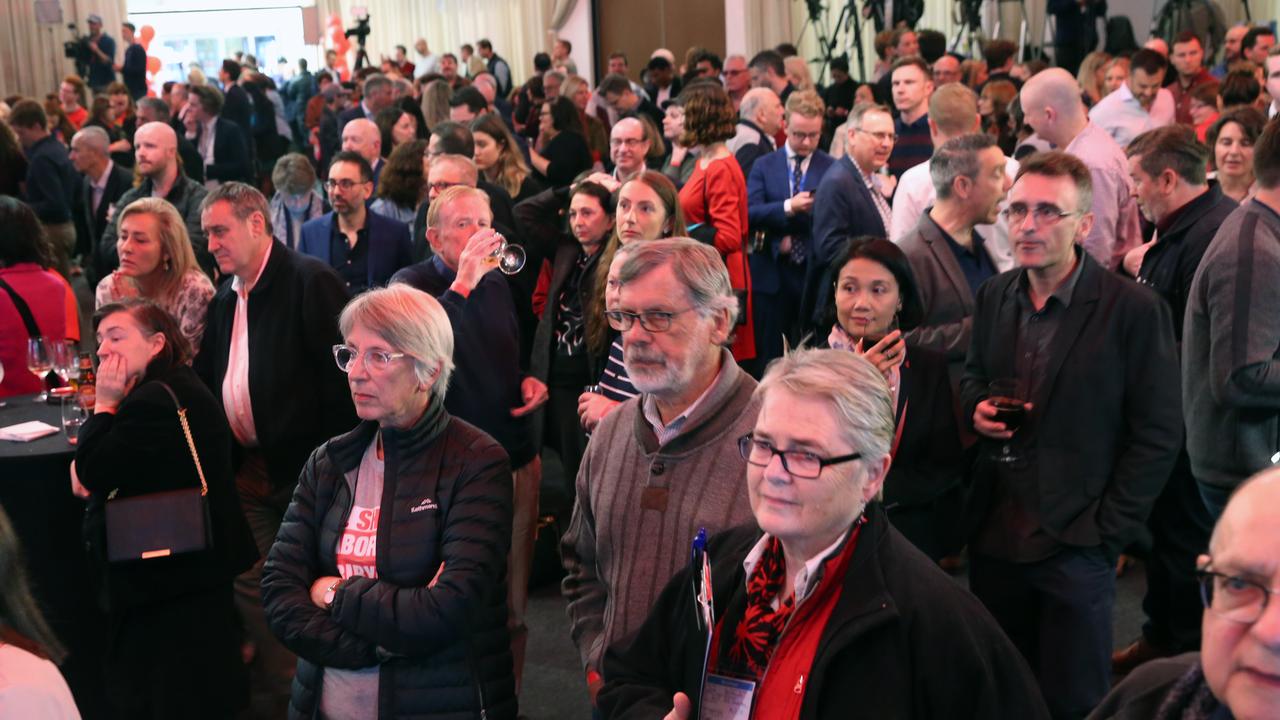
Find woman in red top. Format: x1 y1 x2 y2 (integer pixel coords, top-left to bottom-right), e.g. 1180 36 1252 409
0 197 70 399
677 81 755 363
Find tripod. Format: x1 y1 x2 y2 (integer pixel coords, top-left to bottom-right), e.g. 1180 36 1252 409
951 0 986 56
797 0 867 83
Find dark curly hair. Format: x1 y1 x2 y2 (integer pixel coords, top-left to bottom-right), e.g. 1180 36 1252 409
376 139 429 208
93 298 194 377
677 82 737 147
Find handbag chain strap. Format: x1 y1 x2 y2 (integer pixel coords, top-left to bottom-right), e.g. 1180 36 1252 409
156 381 208 497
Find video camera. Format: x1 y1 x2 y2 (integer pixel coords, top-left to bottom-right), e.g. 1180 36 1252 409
63 23 92 77
344 14 371 49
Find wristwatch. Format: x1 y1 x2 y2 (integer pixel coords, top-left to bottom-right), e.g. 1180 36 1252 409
322 579 341 608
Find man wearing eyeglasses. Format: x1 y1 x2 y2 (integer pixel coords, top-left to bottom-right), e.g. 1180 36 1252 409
746 90 835 370
959 151 1182 718
1089 467 1280 720
607 117 651 183
297 152 411 294
561 239 759 709
808 102 896 332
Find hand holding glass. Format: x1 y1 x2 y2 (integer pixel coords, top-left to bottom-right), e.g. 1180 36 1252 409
988 379 1027 464
487 233 526 275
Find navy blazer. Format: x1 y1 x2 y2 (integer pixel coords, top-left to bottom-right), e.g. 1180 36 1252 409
200 118 253 184
747 147 834 294
804 155 888 327
297 210 413 292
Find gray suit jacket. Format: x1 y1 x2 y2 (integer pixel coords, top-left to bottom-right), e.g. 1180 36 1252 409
900 211 1003 371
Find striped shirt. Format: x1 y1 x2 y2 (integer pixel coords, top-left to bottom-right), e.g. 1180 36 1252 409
887 112 932 179
598 338 639 402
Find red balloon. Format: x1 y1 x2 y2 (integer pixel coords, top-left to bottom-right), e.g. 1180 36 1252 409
146 56 162 74
139 25 155 43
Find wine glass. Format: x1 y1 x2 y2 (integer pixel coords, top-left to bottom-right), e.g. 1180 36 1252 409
0 359 6 408
61 396 88 445
26 336 52 402
52 341 80 396
489 233 526 275
988 378 1028 464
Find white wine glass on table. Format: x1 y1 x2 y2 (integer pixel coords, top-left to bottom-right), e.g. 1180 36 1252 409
61 395 88 445
52 341 80 397
0 359 6 407
988 378 1028 464
26 336 52 402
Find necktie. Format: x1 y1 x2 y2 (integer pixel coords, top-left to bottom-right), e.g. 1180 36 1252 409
790 156 807 264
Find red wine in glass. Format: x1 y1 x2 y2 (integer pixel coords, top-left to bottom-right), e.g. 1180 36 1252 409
990 396 1026 432
988 379 1027 464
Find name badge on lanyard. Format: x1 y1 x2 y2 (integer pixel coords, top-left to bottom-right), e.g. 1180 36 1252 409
700 674 756 720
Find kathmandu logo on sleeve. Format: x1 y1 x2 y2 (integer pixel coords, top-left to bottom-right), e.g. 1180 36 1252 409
410 497 439 514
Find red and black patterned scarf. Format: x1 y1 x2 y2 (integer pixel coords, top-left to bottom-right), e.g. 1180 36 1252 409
721 535 798 679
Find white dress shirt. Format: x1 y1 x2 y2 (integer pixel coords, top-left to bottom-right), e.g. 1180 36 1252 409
1088 83 1176 149
221 241 274 447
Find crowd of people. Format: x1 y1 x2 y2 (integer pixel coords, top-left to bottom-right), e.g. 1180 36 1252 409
1 13 1280 720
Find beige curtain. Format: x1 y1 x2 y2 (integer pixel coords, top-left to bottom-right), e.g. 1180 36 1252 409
548 0 577 31
743 0 795 58
1 0 128 101
315 0 551 90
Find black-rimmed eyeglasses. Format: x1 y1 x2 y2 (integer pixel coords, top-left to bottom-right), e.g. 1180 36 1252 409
737 434 861 479
1197 563 1280 625
605 308 695 333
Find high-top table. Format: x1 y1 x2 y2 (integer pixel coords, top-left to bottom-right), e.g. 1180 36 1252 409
0 394 105 719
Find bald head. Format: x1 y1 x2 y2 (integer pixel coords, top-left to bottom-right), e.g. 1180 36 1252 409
1209 468 1280 557
69 126 110 175
1020 68 1087 146
740 87 784 135
133 121 179 180
342 118 382 166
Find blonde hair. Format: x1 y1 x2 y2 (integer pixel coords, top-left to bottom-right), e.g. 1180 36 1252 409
784 56 815 92
426 185 489 228
784 89 825 123
115 197 201 304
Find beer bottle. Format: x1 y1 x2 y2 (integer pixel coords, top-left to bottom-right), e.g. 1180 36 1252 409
77 352 96 410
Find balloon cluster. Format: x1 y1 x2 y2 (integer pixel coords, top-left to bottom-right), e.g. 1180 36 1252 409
138 25 161 96
327 13 352 81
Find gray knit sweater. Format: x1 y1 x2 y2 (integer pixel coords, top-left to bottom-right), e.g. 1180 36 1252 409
561 349 760 673
1183 198 1280 490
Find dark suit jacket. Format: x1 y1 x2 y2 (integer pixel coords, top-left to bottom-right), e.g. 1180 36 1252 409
200 117 253 184
888 346 964 507
75 162 134 265
297 210 413 291
195 242 355 488
900 212 1006 368
805 155 887 327
959 250 1183 558
746 147 835 294
176 135 206 184
222 83 254 137
335 104 370 135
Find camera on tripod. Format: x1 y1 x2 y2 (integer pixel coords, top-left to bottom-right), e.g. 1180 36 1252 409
344 14 371 49
63 23 91 62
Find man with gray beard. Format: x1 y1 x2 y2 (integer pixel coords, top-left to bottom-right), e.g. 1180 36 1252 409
561 238 759 709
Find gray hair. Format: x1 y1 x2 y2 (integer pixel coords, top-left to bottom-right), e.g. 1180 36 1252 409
544 70 566 86
756 348 894 468
71 125 110 154
363 73 392 95
271 153 318 196
849 101 892 130
738 87 777 120
616 237 739 323
930 133 998 199
429 153 479 186
342 284 455 400
392 78 413 96
136 96 169 120
200 181 273 237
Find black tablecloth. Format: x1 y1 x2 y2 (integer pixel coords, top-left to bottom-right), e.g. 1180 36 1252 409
0 394 106 718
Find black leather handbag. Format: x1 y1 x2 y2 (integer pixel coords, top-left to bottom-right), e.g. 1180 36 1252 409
105 381 212 562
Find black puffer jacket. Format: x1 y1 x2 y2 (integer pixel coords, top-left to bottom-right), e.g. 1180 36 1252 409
261 399 516 720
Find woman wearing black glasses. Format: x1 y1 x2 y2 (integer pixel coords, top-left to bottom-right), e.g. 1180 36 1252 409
261 283 517 720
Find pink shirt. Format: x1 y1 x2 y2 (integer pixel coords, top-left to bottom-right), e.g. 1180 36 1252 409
221 242 273 447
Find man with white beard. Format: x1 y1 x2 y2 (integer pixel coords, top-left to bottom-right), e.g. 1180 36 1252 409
560 239 760 710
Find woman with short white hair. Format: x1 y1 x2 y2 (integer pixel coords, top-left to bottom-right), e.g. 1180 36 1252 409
261 283 518 720
600 348 1049 719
